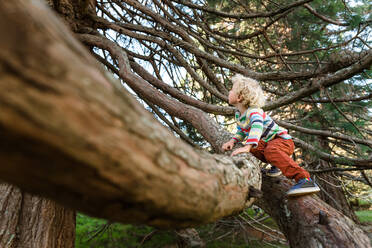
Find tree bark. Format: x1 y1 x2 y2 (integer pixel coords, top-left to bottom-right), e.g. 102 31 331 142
257 176 370 248
316 160 360 223
45 0 96 32
0 0 261 229
0 2 80 247
0 183 75 248
314 122 359 223
0 1 370 247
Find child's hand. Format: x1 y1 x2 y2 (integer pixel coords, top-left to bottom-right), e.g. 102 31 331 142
222 139 235 151
231 145 252 157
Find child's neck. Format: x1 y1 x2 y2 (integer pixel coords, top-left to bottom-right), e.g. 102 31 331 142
235 103 248 115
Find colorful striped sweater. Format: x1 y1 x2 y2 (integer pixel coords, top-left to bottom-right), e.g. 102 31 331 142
232 107 292 147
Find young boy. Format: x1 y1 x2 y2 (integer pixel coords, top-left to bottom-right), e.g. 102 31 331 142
222 74 320 196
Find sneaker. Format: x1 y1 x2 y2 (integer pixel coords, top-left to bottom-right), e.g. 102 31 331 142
286 178 320 196
266 166 282 177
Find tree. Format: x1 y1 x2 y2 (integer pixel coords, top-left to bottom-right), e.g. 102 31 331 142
0 184 75 248
0 0 261 228
0 0 371 247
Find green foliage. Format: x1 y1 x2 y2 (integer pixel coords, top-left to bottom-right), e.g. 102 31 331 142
293 78 372 161
76 210 289 247
356 210 372 223
205 240 287 248
76 209 372 247
348 14 363 28
283 0 343 50
75 213 175 248
206 0 222 8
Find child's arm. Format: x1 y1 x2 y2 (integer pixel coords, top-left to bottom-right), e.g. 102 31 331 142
232 126 246 144
222 126 247 151
231 109 264 156
231 144 252 156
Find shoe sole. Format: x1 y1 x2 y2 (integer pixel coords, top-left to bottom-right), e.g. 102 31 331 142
267 171 282 177
287 186 320 196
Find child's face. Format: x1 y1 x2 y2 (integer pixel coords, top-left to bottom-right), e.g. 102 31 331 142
228 83 241 105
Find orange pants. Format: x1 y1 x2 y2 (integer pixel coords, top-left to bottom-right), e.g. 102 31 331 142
250 138 310 182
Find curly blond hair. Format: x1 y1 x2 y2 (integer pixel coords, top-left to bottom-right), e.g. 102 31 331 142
231 74 266 108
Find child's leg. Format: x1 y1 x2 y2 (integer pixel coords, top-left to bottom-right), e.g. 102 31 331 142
263 138 310 182
251 140 281 176
250 140 267 163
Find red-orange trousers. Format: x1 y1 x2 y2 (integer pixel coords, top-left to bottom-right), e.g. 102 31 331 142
250 137 310 182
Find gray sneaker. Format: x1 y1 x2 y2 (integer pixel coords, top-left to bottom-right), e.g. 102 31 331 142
287 178 320 196
266 166 282 177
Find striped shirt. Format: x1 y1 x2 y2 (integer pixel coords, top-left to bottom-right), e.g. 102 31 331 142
232 107 292 147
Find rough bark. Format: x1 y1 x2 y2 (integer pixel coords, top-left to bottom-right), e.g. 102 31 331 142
0 183 75 248
45 0 96 32
0 0 260 229
256 176 371 248
316 160 360 224
314 123 359 223
0 1 370 247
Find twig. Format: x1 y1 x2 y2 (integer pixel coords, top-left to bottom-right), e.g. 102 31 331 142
324 88 366 139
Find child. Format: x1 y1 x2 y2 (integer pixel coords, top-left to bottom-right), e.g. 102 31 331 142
222 74 320 196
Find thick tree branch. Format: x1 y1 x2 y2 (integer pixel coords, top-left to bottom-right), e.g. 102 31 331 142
256 175 371 248
0 0 261 229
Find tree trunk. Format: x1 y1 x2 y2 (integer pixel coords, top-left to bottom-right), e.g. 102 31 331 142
0 183 75 248
45 0 96 32
257 176 370 248
314 129 359 223
0 1 370 247
316 160 360 223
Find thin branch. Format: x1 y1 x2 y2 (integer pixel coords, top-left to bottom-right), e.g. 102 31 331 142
145 99 199 147
336 171 371 186
309 167 371 173
171 0 313 20
304 3 349 26
264 50 372 110
301 92 372 103
274 119 372 147
324 88 366 139
293 137 372 167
